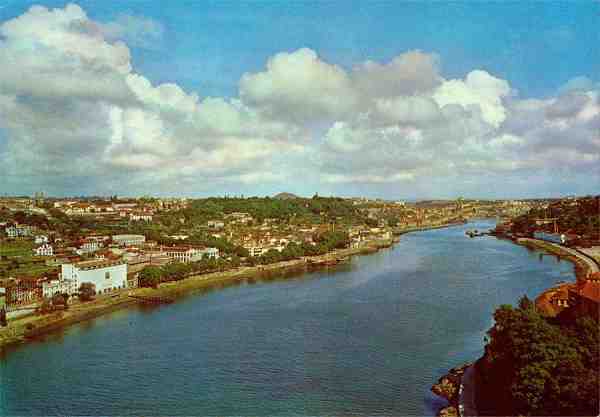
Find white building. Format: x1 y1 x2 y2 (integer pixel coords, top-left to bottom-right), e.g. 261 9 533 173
77 240 101 254
165 246 219 263
112 234 146 247
243 244 284 257
34 244 54 257
61 260 128 294
5 224 32 238
129 212 153 222
169 234 189 241
34 235 49 245
207 220 225 229
42 278 78 298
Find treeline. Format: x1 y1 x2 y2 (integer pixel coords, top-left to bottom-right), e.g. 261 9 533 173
511 196 600 237
476 296 599 416
173 196 360 225
144 231 251 258
138 230 350 288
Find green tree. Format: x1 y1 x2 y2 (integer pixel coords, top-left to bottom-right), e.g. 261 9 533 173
78 282 96 302
51 293 68 309
518 294 534 311
139 266 163 288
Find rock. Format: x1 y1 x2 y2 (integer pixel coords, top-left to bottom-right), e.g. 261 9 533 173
438 405 458 417
432 375 459 402
431 362 472 415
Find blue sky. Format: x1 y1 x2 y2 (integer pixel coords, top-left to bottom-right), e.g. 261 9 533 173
2 1 597 98
0 1 598 198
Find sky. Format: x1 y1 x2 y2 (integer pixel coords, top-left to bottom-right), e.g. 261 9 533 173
0 1 598 199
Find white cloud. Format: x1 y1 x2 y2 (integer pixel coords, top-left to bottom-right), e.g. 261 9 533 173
239 48 358 124
0 4 301 195
352 50 442 98
433 70 511 128
0 4 597 197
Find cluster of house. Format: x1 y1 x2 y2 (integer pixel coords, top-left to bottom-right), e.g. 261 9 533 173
51 198 189 221
550 272 600 318
1 259 130 308
0 228 223 309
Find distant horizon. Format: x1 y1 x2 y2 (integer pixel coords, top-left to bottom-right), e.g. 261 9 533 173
0 2 598 198
1 191 595 202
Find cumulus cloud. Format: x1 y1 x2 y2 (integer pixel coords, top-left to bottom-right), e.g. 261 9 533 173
352 50 442 98
433 70 511 128
0 4 297 195
0 4 597 197
240 48 359 124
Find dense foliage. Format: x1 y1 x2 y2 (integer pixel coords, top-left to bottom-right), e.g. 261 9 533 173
138 231 349 288
78 282 96 301
511 196 600 238
477 297 599 416
176 196 360 225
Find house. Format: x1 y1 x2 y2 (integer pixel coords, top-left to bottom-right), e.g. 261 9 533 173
244 245 267 257
169 234 189 241
61 259 128 295
42 277 78 298
127 272 139 289
243 243 285 257
207 220 225 229
5 279 43 307
568 280 600 320
550 286 570 308
34 244 54 257
129 212 153 222
34 235 48 245
5 224 32 238
164 246 219 263
77 239 101 254
112 234 146 247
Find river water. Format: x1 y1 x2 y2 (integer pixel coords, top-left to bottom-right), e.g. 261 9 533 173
0 220 575 416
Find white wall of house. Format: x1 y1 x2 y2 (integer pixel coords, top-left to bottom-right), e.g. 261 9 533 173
61 262 128 294
42 279 78 298
34 244 53 256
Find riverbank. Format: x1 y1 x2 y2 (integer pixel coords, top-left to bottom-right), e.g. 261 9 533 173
432 235 597 417
514 237 599 316
431 363 471 417
0 247 370 349
1 221 469 352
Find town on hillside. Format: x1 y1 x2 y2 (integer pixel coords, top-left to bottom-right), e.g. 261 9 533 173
0 193 588 325
492 195 600 320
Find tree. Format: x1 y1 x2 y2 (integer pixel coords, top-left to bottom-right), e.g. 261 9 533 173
387 216 400 227
52 293 68 309
78 282 96 302
518 294 534 311
479 301 599 416
139 266 163 288
365 218 378 228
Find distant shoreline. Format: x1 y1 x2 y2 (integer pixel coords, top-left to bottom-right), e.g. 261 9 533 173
0 221 465 354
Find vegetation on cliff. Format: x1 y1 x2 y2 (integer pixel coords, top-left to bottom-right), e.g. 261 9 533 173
476 296 599 416
510 195 600 239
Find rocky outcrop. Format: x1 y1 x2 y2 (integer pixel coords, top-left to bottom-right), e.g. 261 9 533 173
432 363 471 417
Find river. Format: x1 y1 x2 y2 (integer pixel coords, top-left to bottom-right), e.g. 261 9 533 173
0 220 575 416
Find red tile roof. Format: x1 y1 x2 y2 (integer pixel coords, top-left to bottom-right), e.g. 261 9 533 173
579 281 600 303
588 271 600 281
